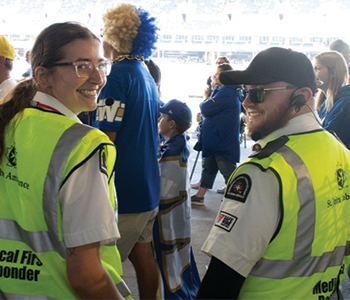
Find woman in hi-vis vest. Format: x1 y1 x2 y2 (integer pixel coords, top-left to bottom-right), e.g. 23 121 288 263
0 23 132 300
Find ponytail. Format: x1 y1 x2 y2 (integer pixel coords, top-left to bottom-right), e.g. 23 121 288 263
1 22 99 163
0 78 37 162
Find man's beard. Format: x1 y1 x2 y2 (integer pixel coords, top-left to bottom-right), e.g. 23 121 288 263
246 102 293 140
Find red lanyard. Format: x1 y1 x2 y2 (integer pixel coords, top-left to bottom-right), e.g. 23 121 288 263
36 102 61 114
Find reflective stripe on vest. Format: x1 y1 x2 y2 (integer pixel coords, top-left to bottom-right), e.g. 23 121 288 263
116 280 132 298
0 123 93 259
0 289 58 300
43 123 93 258
250 144 350 279
0 219 55 253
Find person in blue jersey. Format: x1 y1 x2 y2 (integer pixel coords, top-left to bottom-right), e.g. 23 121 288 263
154 100 201 300
95 3 160 299
314 51 350 149
191 63 241 206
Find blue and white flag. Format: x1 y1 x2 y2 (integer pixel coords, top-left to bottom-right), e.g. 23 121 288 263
154 134 200 300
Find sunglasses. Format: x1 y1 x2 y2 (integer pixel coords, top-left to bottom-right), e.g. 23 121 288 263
237 86 294 103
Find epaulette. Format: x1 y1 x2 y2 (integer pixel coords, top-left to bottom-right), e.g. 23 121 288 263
249 135 289 159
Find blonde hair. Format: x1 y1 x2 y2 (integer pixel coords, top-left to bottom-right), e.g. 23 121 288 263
102 3 141 54
315 51 349 112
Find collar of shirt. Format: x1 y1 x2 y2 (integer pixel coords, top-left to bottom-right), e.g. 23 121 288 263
33 91 81 123
211 86 220 98
253 113 321 151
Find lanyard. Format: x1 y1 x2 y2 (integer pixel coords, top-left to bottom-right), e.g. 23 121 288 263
35 102 61 114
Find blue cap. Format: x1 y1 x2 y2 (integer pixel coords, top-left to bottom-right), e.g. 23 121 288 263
159 99 192 127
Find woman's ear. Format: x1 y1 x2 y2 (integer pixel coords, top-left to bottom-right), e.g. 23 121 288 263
34 66 52 89
103 41 114 60
331 68 336 78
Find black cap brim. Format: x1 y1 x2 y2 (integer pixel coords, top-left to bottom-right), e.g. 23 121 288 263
219 70 282 86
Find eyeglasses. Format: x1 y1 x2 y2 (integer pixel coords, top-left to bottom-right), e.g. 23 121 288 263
237 86 294 103
51 60 112 78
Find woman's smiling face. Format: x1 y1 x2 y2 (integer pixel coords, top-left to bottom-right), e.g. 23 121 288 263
46 38 106 115
314 58 331 93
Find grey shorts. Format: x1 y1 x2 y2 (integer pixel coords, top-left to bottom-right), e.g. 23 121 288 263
117 207 159 262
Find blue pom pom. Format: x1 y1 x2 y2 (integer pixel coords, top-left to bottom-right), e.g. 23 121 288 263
132 7 159 59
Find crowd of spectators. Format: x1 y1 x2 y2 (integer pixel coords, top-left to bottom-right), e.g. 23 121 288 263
2 0 350 27
1 0 349 64
2 0 349 17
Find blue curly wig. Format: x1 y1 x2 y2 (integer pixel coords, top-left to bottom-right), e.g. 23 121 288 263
131 7 159 59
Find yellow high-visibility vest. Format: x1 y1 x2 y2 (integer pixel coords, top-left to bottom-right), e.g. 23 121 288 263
0 108 131 299
236 131 350 299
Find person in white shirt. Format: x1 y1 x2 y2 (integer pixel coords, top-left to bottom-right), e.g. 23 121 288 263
197 47 350 300
0 22 129 299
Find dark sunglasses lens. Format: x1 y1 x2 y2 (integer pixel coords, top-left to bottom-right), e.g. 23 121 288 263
250 89 265 103
238 88 247 102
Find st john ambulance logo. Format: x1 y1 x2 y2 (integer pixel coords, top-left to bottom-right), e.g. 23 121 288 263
6 145 17 168
336 163 347 190
225 174 251 203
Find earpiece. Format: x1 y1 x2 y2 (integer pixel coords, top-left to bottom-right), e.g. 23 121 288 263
290 94 306 111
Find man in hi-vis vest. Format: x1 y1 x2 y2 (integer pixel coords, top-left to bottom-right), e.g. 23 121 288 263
197 47 350 300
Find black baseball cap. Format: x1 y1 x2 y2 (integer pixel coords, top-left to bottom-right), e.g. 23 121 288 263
219 47 316 94
145 59 161 84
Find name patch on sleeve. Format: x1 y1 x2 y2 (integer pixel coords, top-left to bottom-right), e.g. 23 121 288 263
215 211 237 232
225 174 251 203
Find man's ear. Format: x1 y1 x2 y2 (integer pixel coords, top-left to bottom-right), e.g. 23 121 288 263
34 66 52 89
294 87 313 104
0 56 5 64
302 87 313 103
